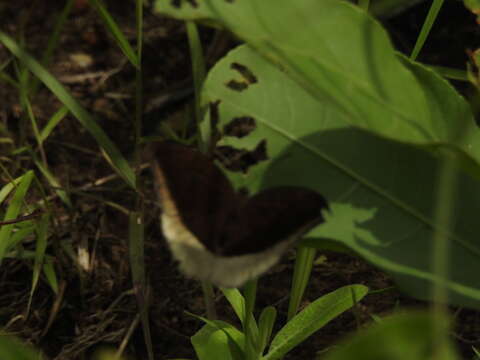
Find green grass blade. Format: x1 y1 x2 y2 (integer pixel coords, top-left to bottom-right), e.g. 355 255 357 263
88 0 140 68
128 211 154 360
0 71 19 88
287 245 316 321
40 0 75 67
0 31 136 189
20 92 48 166
0 176 23 204
221 288 246 324
34 158 72 208
243 280 260 359
186 20 207 151
0 170 34 264
43 257 59 294
28 213 50 314
7 225 36 252
473 345 480 358
29 0 75 96
258 306 276 355
39 105 69 143
220 287 260 353
410 0 444 60
132 0 143 190
129 211 145 288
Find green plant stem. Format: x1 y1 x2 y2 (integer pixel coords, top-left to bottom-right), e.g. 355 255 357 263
134 0 143 187
410 0 444 60
132 2 153 359
430 151 459 356
201 281 217 320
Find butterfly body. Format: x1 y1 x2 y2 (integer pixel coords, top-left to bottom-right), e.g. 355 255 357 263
150 142 327 288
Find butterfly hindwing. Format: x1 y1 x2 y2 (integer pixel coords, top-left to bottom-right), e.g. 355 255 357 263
220 187 328 256
149 142 328 287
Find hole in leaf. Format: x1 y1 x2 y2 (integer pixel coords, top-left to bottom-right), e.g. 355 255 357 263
225 80 248 91
216 140 267 173
171 0 198 8
231 62 258 84
209 100 221 128
223 116 256 138
208 100 222 149
186 0 199 7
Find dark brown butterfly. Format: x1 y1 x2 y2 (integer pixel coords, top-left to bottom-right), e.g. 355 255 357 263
149 142 328 288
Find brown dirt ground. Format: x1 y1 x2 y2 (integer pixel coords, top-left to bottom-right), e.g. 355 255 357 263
0 1 479 359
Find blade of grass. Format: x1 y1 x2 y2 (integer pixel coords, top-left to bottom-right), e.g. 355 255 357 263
186 20 207 152
0 170 34 264
29 0 75 96
287 245 316 321
0 51 19 88
20 92 47 165
128 211 154 360
258 306 276 355
221 287 246 323
7 225 36 252
243 279 259 359
39 105 69 144
0 71 19 88
27 213 50 315
133 0 143 188
410 0 444 60
0 31 136 189
33 157 72 208
43 257 59 294
88 0 140 68
0 175 23 204
221 287 260 347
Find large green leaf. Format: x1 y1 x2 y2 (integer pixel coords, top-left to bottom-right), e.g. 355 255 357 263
155 0 478 171
198 44 480 309
322 312 459 360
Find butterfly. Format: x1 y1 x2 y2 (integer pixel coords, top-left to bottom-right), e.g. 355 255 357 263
149 142 328 288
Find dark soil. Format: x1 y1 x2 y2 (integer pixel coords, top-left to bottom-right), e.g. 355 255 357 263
0 1 479 359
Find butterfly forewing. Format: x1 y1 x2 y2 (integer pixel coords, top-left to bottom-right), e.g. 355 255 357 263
150 142 238 253
149 142 328 287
